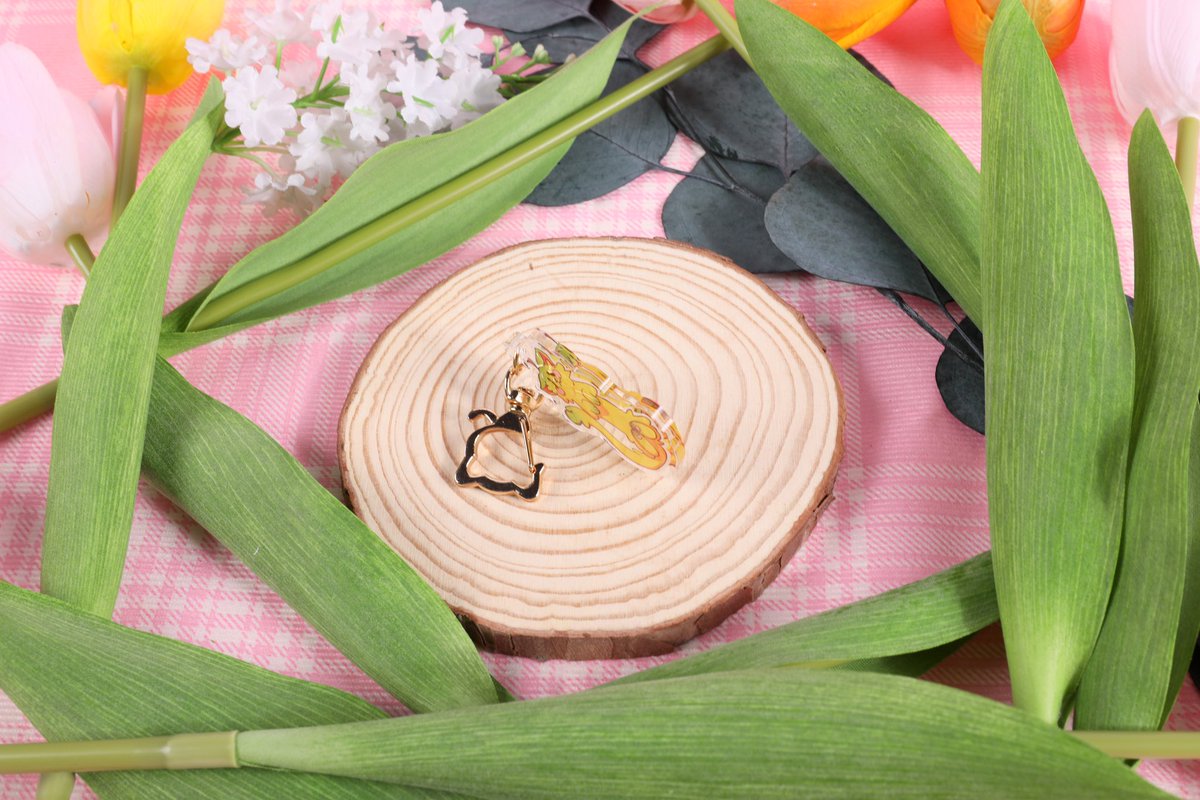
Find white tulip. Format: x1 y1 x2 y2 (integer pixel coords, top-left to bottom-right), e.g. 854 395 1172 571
1110 0 1200 126
0 43 116 268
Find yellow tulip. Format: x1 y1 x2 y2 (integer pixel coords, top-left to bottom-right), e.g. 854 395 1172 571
77 0 224 94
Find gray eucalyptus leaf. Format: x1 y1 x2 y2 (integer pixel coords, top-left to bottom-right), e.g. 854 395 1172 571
765 158 937 299
666 50 817 175
500 8 661 63
934 317 985 434
455 0 592 34
525 61 675 206
662 155 795 274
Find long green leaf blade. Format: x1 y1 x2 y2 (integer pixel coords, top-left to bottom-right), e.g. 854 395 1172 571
238 669 1170 799
981 0 1134 723
735 0 983 322
612 552 995 684
179 23 629 339
39 83 224 617
0 581 456 799
1075 112 1200 730
140 356 498 713
1177 420 1200 715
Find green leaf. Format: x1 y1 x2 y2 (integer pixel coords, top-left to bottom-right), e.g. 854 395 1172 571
0 580 458 799
139 356 498 713
1075 112 1200 730
1178 418 1200 711
39 81 224 618
238 669 1170 799
980 0 1134 724
179 22 629 339
611 552 995 684
735 0 983 323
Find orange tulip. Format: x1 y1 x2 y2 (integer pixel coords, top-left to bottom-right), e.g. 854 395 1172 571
770 0 919 48
613 0 917 48
945 0 1084 64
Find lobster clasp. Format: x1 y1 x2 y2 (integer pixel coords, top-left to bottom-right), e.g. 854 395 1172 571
455 357 544 501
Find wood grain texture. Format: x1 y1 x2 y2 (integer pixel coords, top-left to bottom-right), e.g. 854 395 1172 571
339 238 843 659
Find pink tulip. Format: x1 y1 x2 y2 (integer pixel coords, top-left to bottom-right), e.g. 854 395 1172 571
613 0 697 24
1110 0 1200 126
0 43 116 267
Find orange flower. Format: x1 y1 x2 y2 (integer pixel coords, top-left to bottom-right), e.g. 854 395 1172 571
945 0 1084 64
770 0 919 48
612 0 917 48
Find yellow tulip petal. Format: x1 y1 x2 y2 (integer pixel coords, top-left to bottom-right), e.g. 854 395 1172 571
77 0 224 93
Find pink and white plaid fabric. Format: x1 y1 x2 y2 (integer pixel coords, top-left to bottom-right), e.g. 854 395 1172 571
1 0 1197 797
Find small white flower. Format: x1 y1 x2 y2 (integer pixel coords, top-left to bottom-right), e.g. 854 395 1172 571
187 30 269 74
247 0 312 45
309 1 342 34
418 2 485 70
387 56 456 129
289 108 377 182
279 58 320 94
222 65 299 146
444 62 502 128
246 168 319 217
340 63 396 143
387 114 434 142
314 7 391 66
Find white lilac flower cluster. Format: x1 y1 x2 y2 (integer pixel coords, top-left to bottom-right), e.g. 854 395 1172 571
186 1 510 217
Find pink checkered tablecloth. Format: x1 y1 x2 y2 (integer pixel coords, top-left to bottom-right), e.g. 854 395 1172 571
1 0 1198 797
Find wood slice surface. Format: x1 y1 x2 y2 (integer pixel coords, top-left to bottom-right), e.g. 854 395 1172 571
339 238 843 660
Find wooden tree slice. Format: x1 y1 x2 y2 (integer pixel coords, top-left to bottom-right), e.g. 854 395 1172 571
339 238 843 660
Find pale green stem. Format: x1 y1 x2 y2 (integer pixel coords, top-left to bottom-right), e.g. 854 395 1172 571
0 35 731 433
34 771 74 800
0 729 1198 776
0 379 59 433
0 732 237 775
311 57 331 94
1176 117 1198 208
694 0 749 64
1073 731 1200 760
113 67 149 222
63 234 94 280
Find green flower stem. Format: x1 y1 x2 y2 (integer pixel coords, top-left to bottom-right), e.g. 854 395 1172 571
34 771 74 800
0 732 237 775
1176 116 1198 207
0 729 1197 776
64 234 94 279
0 35 731 433
187 35 731 331
0 379 59 433
695 0 749 64
1073 731 1200 760
113 67 149 222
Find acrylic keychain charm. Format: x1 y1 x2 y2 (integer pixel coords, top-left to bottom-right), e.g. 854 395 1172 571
455 330 685 500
